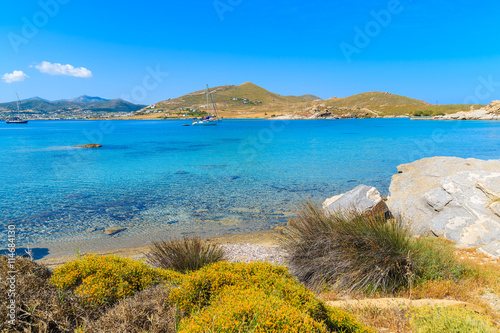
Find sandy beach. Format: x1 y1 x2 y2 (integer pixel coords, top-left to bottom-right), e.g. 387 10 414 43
36 229 283 269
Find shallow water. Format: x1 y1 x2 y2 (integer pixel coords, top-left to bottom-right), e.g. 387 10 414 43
1 119 499 248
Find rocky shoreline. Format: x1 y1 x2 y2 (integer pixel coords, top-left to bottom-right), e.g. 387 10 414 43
324 156 500 257
272 100 500 121
428 100 500 120
36 156 500 266
270 113 406 120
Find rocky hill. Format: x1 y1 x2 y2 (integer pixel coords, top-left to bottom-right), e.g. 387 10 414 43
150 82 315 115
484 100 500 115
136 83 481 119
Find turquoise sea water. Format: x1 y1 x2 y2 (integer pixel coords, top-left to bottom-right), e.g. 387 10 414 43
1 119 499 249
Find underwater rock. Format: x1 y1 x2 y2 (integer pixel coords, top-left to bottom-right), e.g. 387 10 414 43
104 227 127 235
74 143 102 148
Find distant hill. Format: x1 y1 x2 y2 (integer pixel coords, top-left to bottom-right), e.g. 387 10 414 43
153 82 318 111
25 96 51 102
299 94 322 101
131 83 482 120
324 91 429 108
56 95 110 103
0 96 145 114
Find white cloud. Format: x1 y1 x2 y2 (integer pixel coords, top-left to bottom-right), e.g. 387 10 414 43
2 70 29 83
34 61 92 78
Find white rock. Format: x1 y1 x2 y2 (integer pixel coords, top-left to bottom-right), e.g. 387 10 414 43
387 157 500 257
424 187 453 212
436 101 500 120
323 184 388 215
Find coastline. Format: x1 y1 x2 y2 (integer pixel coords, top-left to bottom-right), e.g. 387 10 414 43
35 229 282 269
15 114 499 121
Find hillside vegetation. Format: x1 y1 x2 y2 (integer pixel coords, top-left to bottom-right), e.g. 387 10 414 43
135 82 482 119
149 82 315 118
325 91 429 108
294 92 483 118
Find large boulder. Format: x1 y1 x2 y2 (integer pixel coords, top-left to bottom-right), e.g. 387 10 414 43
387 157 500 257
323 185 389 216
483 100 500 115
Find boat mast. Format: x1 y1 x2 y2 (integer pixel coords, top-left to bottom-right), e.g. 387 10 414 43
210 93 218 120
16 93 21 117
206 84 211 118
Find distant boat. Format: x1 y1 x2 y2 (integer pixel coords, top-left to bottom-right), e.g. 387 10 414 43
6 94 28 124
192 85 220 126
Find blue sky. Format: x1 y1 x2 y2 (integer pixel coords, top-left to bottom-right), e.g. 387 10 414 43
1 0 500 104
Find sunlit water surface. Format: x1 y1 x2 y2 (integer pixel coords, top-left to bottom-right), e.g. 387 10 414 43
1 119 499 250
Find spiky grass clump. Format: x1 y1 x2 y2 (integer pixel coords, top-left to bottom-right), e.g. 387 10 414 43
146 235 226 273
282 203 467 293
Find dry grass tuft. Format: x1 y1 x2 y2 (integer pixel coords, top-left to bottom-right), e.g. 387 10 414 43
347 307 411 333
331 247 500 331
83 285 177 333
0 255 101 332
282 202 468 293
146 235 226 273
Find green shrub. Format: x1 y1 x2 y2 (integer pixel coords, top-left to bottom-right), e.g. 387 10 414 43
413 110 435 117
409 305 498 333
411 237 469 283
50 254 181 306
171 261 370 333
282 203 468 292
146 235 226 273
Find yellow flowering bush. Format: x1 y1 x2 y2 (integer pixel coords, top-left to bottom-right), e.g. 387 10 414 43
171 261 370 333
179 286 329 332
409 305 498 333
50 254 182 305
170 261 292 313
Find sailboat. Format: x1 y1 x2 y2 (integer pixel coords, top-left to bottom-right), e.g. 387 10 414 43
192 85 220 126
6 94 28 124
